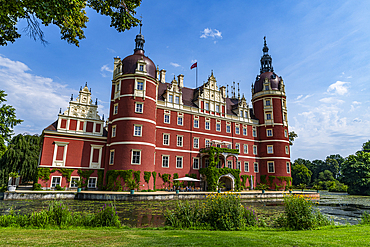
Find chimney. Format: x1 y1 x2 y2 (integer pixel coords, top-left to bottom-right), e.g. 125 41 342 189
178 74 184 88
113 57 121 75
220 86 226 98
160 69 166 83
156 66 160 80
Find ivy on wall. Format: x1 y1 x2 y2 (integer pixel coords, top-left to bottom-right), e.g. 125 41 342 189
97 170 104 189
199 146 241 191
105 169 133 191
144 171 151 190
77 169 94 189
133 170 141 185
152 171 157 190
240 174 251 188
159 173 171 187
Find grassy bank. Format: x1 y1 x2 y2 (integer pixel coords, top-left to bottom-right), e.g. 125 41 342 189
0 225 370 246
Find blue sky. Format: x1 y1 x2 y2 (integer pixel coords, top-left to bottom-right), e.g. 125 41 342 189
1 0 370 162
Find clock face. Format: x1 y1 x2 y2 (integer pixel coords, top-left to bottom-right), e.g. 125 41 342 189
82 96 87 103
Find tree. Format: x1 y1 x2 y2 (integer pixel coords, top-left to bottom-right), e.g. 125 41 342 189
288 131 298 146
0 91 23 152
0 134 41 186
324 157 340 179
291 163 312 186
1 0 141 47
362 140 370 153
341 151 370 195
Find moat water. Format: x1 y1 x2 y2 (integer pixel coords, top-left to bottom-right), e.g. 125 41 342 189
0 191 368 227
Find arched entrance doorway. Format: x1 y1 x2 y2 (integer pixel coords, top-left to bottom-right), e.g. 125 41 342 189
218 173 235 191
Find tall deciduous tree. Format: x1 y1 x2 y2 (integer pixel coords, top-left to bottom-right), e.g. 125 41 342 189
288 131 298 146
291 163 312 186
0 0 141 46
341 151 370 195
0 90 23 152
362 140 370 153
0 134 41 186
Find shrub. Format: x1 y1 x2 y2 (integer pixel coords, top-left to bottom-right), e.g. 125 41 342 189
361 211 370 224
165 192 257 230
92 203 120 227
33 183 43 191
54 184 64 191
276 194 332 230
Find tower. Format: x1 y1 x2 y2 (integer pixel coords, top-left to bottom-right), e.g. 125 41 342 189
107 23 158 188
252 37 290 185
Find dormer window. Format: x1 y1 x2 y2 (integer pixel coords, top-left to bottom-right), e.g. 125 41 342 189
265 85 269 91
265 100 271 106
175 96 179 104
169 95 173 103
215 105 220 113
139 65 144 71
205 102 209 110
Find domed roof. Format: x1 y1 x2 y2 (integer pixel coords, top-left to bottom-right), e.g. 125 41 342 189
254 71 281 93
121 49 156 79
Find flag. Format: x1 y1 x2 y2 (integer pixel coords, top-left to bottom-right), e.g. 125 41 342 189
190 62 197 69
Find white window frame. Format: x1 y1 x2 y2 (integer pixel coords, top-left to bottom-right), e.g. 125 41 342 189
237 161 241 170
135 102 143 113
88 177 97 188
235 143 240 152
267 129 273 137
285 146 289 154
162 155 169 168
205 120 210 130
226 125 231 133
51 176 62 188
284 129 288 138
194 119 199 128
215 105 220 113
109 150 115 165
254 162 259 173
193 137 199 149
205 139 211 148
177 135 183 147
235 126 240 135
267 145 273 154
243 144 248 154
227 160 232 169
131 149 141 165
205 102 209 110
89 144 103 169
136 81 144 90
253 127 257 137
113 103 118 115
163 134 170 145
205 158 209 168
253 145 257 155
176 156 183 169
266 112 272 120
268 161 275 173
134 125 142 137
265 99 271 106
70 176 80 188
112 125 116 137
244 162 249 172
164 113 170 124
193 157 199 170
175 96 180 104
52 141 69 167
177 116 183 126
243 127 247 136
216 123 221 132
169 94 173 103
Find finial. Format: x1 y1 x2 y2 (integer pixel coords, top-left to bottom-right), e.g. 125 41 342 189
90 88 91 92
238 82 240 99
59 108 62 114
85 82 87 87
70 94 73 101
95 98 98 105
233 81 236 98
80 86 82 91
264 36 266 46
227 85 229 98
102 114 104 121
211 70 213 75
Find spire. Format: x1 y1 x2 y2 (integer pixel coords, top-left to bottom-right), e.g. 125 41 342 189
134 21 145 53
260 36 273 73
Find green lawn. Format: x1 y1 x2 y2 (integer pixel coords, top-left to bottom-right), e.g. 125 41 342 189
0 225 369 246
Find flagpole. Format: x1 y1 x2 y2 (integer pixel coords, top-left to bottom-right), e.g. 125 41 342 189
196 65 198 88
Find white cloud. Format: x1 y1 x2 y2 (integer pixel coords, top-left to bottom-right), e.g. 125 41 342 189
107 48 116 53
0 55 73 134
200 28 222 39
170 62 181 68
319 97 345 104
296 95 303 100
100 64 113 78
327 81 350 95
352 101 361 105
292 94 312 103
191 59 197 64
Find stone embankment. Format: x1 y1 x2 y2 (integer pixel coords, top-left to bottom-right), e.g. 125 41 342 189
3 190 319 201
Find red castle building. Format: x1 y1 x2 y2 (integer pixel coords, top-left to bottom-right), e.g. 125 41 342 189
38 28 291 190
